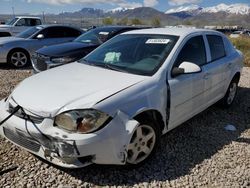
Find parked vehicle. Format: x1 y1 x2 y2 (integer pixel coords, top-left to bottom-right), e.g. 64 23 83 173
32 26 147 73
0 25 83 67
0 16 42 37
0 28 243 168
230 30 250 38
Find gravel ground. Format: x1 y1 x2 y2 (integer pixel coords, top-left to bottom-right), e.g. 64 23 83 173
0 65 249 188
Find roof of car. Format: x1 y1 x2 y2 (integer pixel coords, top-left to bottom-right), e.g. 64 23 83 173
16 16 41 19
35 24 83 31
93 25 150 30
123 27 222 37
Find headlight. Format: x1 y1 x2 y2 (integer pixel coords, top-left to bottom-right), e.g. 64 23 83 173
51 57 75 64
54 109 110 133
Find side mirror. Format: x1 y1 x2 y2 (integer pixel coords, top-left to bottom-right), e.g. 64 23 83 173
172 61 201 77
36 34 44 39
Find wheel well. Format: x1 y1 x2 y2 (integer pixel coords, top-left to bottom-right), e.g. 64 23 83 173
7 48 31 62
232 72 240 83
134 110 165 133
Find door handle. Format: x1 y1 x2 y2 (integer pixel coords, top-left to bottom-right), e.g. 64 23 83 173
203 73 210 80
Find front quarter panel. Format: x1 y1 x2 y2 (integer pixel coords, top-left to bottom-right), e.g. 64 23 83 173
94 76 168 131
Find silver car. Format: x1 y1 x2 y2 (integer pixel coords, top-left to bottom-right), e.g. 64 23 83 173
0 25 83 68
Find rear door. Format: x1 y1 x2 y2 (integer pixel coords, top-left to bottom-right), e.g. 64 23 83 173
168 35 208 129
57 26 82 43
202 34 228 107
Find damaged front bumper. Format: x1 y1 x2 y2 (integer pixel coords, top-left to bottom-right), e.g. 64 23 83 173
0 100 139 168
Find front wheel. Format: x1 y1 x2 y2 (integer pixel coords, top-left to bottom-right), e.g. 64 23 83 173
126 121 160 166
8 50 30 68
219 78 239 108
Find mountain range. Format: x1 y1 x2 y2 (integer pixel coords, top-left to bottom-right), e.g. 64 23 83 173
53 3 250 28
165 3 250 18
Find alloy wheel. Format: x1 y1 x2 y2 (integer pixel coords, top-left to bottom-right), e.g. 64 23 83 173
11 51 28 67
127 124 156 164
227 82 237 105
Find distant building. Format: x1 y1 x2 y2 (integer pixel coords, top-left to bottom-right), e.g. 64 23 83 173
204 25 243 30
165 25 196 29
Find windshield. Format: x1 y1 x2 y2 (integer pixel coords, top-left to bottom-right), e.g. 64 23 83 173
81 34 179 76
5 18 18 25
74 28 112 45
16 26 41 38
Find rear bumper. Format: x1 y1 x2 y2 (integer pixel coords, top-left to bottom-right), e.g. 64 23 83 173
0 100 138 168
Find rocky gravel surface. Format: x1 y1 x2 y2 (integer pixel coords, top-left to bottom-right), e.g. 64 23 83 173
0 65 249 187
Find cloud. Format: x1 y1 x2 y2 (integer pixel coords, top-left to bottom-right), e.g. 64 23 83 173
27 0 142 8
143 0 158 7
168 0 201 6
118 2 142 8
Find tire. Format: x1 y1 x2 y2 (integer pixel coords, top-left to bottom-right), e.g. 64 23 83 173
126 119 160 166
8 50 30 68
219 78 239 108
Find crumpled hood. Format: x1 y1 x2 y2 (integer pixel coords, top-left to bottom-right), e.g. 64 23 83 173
11 63 146 117
0 37 24 44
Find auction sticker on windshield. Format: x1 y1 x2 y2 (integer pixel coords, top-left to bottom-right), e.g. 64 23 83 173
146 39 170 44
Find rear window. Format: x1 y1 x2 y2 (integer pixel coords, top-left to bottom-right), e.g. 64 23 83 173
207 35 226 61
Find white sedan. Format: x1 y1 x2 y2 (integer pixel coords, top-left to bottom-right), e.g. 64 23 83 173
0 28 243 168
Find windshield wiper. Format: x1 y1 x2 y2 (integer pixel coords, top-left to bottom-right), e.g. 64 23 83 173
104 63 129 73
81 59 107 68
81 59 128 73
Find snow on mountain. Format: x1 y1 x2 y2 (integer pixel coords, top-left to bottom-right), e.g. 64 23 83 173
165 4 201 14
202 3 250 15
107 7 134 13
165 3 250 15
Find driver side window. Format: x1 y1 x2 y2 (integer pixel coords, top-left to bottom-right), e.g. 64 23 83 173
16 18 26 26
174 36 206 68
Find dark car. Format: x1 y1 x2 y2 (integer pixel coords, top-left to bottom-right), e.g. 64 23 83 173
31 26 148 72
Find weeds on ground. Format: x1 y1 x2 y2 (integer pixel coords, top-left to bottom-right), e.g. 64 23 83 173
229 36 250 67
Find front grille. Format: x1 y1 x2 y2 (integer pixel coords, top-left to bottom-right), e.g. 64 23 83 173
3 128 41 152
32 53 49 72
8 103 44 124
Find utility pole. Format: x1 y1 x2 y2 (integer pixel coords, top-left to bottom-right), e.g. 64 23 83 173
42 11 45 24
12 0 15 18
12 7 15 18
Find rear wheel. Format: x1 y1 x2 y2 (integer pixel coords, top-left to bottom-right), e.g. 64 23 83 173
8 50 30 68
126 120 160 166
220 78 239 108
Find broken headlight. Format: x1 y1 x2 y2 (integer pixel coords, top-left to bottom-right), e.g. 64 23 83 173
54 109 110 133
51 57 75 64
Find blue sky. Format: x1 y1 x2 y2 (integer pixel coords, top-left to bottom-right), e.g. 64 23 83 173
0 0 249 14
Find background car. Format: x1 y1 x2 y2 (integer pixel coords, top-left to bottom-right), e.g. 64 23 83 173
31 26 148 73
0 16 42 37
230 30 250 38
0 25 83 67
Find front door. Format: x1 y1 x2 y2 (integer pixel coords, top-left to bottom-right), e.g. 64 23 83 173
167 35 208 130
